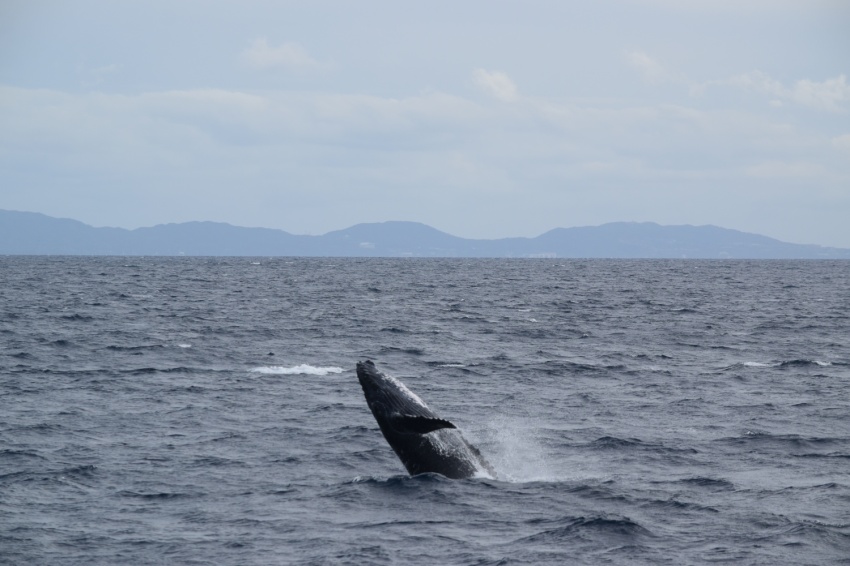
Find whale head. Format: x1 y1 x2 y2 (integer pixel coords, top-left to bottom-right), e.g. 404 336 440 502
356 360 430 418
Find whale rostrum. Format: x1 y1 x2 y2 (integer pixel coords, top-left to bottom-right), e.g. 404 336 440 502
356 360 495 479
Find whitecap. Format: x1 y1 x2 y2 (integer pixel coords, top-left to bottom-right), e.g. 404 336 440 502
177 344 192 349
743 362 772 368
250 364 344 376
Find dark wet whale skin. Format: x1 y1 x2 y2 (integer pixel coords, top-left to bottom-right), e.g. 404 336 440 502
356 360 495 479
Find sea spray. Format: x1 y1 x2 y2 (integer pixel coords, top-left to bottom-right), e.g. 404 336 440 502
475 415 560 483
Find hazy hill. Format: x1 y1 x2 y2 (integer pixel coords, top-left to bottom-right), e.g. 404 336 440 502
1 209 848 258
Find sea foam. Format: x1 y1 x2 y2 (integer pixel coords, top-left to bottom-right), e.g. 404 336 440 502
250 364 344 376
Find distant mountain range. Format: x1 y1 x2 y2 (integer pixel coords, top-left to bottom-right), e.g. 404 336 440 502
1 209 848 259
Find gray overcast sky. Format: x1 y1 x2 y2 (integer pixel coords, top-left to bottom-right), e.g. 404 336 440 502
2 1 849 246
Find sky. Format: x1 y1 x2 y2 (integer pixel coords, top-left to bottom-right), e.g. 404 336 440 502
1 0 849 246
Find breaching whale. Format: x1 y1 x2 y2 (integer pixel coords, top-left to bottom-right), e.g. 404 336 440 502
356 360 495 479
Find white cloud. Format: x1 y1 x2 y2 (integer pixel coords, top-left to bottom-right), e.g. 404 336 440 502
1 84 837 186
242 38 319 70
791 75 850 112
78 63 122 88
627 0 834 13
745 160 826 178
625 50 668 84
472 69 519 102
833 134 850 153
625 50 849 113
725 71 783 97
714 71 849 112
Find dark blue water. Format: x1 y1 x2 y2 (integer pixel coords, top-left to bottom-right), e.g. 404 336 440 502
2 257 849 565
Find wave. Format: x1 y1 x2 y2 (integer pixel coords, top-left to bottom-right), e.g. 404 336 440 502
643 498 719 513
0 449 48 461
716 433 847 450
675 477 735 490
349 473 451 485
794 452 850 459
532 359 627 376
250 364 344 375
126 366 209 375
779 359 834 368
117 490 196 500
519 514 653 543
106 344 166 351
60 464 98 477
723 359 839 370
378 346 425 356
60 313 94 321
591 435 644 449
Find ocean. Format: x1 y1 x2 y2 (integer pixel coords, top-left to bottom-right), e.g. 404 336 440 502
1 257 848 565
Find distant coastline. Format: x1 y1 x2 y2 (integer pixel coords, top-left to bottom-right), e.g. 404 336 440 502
1 209 848 259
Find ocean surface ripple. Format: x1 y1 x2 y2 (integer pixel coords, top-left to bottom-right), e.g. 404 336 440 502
1 257 849 565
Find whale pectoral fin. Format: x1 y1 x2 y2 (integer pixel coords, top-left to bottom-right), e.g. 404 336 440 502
390 415 457 435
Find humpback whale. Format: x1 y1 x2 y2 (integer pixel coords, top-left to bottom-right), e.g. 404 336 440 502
356 360 495 479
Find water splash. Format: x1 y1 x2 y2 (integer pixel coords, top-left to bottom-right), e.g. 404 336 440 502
474 415 559 483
